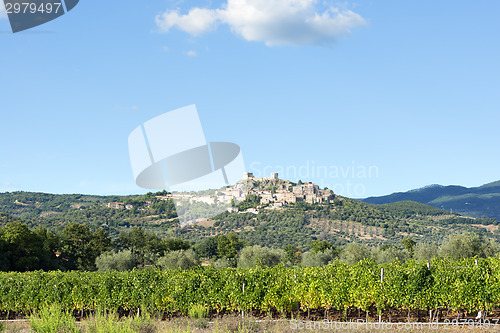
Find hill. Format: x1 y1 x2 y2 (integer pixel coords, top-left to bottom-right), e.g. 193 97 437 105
1 176 500 249
0 191 178 237
362 180 500 219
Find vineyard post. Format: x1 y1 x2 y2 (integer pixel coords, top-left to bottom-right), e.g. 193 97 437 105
294 273 299 318
242 279 245 318
427 262 431 321
380 268 383 323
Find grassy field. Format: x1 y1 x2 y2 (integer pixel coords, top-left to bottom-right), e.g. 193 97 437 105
1 314 495 333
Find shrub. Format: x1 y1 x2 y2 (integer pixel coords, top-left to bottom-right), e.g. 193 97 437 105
85 311 156 333
95 250 138 271
188 304 208 319
237 245 285 268
339 243 370 265
301 248 337 267
157 249 199 269
28 304 79 333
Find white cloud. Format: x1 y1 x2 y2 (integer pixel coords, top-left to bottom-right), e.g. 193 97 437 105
156 7 220 36
186 50 197 57
0 1 7 19
156 0 366 46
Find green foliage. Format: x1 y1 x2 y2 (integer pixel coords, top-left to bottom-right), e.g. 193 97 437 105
377 201 452 218
401 237 416 254
438 232 499 259
0 222 43 271
0 191 178 235
84 311 156 333
86 311 134 333
371 245 409 264
339 243 370 265
301 248 337 267
95 250 138 271
157 249 200 270
216 233 243 259
283 245 302 265
1 258 500 316
0 222 61 271
236 194 260 211
413 242 439 261
237 245 285 268
28 304 79 333
116 227 191 268
212 257 237 268
3 189 500 260
188 304 208 319
364 182 500 220
194 237 218 259
203 210 316 251
310 240 335 254
61 223 112 271
0 221 192 272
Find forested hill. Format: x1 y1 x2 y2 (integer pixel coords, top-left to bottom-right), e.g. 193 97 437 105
0 191 178 237
362 180 500 219
1 189 499 249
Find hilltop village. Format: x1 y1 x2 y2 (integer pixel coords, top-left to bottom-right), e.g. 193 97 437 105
224 172 336 213
106 173 335 214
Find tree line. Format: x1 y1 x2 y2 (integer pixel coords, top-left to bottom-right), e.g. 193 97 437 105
1 220 499 273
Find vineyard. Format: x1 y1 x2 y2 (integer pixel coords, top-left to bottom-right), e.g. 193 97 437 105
1 257 499 321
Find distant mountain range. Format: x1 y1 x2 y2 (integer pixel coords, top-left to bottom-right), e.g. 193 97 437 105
362 180 500 219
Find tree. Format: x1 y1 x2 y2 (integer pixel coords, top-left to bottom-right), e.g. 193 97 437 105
212 257 237 268
310 240 335 254
301 248 337 267
32 227 62 271
438 232 499 259
195 237 218 259
60 223 99 270
91 227 112 255
371 245 409 264
238 245 285 268
339 243 370 265
161 238 191 253
0 235 7 270
283 245 302 265
237 194 260 210
413 242 439 261
217 233 243 259
116 226 167 266
0 222 40 271
157 249 199 270
95 250 137 271
401 237 416 255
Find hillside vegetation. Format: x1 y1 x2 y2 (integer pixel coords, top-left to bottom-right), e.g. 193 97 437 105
363 180 500 219
1 183 499 251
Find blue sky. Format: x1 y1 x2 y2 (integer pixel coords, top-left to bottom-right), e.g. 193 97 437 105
0 0 499 198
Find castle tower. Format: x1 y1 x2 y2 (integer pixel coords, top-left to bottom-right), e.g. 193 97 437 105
243 172 254 179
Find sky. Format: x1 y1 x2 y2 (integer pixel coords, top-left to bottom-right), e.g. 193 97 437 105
0 0 499 198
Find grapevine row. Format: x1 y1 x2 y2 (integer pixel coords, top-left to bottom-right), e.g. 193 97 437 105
1 257 499 316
